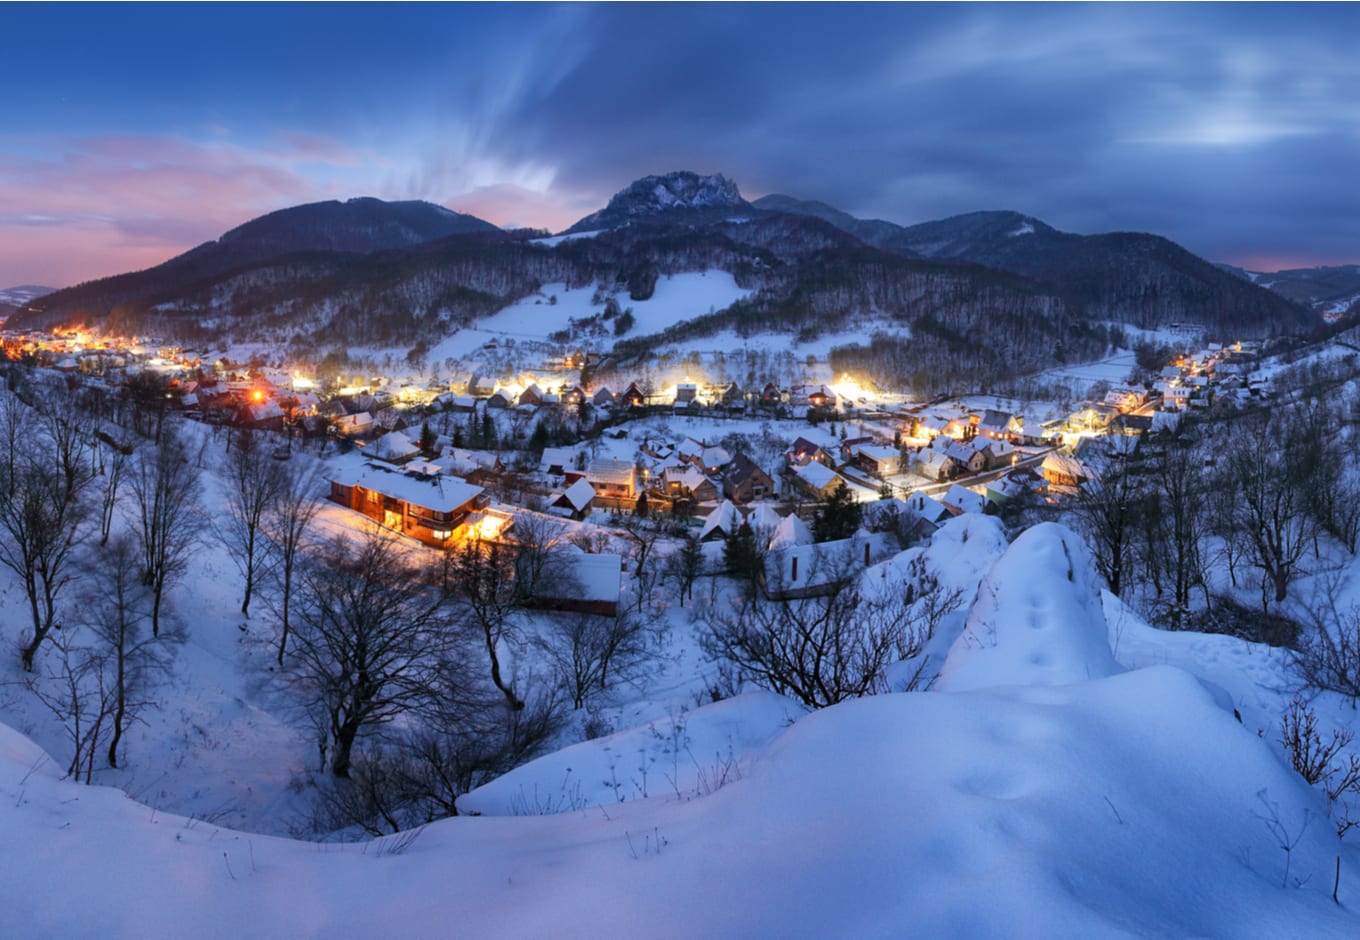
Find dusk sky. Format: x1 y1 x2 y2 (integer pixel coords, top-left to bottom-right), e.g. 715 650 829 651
3 2 1358 289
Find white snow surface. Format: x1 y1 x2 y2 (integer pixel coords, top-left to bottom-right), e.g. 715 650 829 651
937 522 1121 692
3 445 1360 936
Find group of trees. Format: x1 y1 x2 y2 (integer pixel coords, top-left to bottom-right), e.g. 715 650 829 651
1071 399 1360 637
286 515 665 834
0 370 331 782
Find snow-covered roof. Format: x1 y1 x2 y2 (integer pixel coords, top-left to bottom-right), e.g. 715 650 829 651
555 548 622 604
369 430 419 462
555 477 596 514
942 484 988 515
768 512 813 550
540 446 576 474
857 445 902 465
700 500 742 541
587 458 635 487
330 457 482 513
764 531 897 595
794 461 841 491
747 503 784 534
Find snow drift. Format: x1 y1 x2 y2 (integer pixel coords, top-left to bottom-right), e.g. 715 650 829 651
937 522 1121 692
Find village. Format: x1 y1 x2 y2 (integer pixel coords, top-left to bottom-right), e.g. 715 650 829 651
0 322 1274 615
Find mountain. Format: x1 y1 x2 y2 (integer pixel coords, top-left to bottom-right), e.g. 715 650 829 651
1219 263 1360 318
0 285 56 321
751 194 918 255
755 200 1312 335
10 198 499 331
562 171 752 234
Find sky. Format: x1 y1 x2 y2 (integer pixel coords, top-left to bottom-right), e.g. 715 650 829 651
2 2 1358 289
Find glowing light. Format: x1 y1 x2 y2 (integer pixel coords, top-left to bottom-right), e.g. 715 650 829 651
252 390 264 402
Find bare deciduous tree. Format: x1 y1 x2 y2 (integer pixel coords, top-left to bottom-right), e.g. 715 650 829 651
266 458 324 666
130 432 203 637
86 536 163 769
1223 413 1313 607
443 537 525 710
26 633 115 783
700 552 943 709
290 532 445 778
0 459 91 671
219 430 286 616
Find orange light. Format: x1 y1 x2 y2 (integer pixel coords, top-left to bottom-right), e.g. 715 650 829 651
253 390 264 402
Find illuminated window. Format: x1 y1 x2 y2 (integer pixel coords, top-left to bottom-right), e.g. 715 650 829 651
432 529 452 540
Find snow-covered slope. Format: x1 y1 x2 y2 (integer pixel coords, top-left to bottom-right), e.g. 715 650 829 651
3 520 1359 936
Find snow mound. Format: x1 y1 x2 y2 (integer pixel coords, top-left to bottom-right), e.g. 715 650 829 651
458 692 805 816
937 522 1120 692
3 665 1353 936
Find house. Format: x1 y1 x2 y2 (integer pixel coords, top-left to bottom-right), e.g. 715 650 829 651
328 457 494 546
592 386 616 407
915 414 968 440
487 389 514 409
787 430 840 468
723 452 775 503
914 449 956 482
699 500 743 542
746 503 784 543
539 446 577 477
664 465 720 504
984 474 1027 505
550 477 596 520
855 444 904 478
905 491 952 525
584 458 637 499
333 411 374 437
762 532 897 601
942 438 985 472
469 374 497 397
977 438 1016 470
976 410 1022 441
792 460 844 500
689 444 733 475
622 382 647 408
367 430 420 464
518 384 544 407
1103 387 1146 412
674 382 698 406
768 512 814 550
528 548 622 616
942 483 988 516
1042 453 1092 487
761 382 784 406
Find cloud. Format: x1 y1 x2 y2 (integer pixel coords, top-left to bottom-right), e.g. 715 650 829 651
0 132 373 286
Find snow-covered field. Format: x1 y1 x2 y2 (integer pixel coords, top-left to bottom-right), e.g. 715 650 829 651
5 505 1360 936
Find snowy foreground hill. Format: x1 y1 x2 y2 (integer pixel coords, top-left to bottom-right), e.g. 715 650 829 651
4 523 1359 937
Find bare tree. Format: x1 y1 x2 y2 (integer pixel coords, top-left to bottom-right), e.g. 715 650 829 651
265 458 324 666
130 432 203 637
26 632 115 783
290 532 445 778
667 530 705 606
1070 455 1141 597
94 431 133 546
85 536 163 769
538 607 656 709
443 537 524 710
37 384 93 501
219 430 286 616
1223 413 1313 607
1296 575 1360 707
1145 434 1209 628
509 513 569 604
700 552 939 709
0 459 91 671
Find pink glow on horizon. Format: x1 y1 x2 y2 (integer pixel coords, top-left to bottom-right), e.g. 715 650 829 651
0 132 374 287
1229 254 1355 274
444 182 593 234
